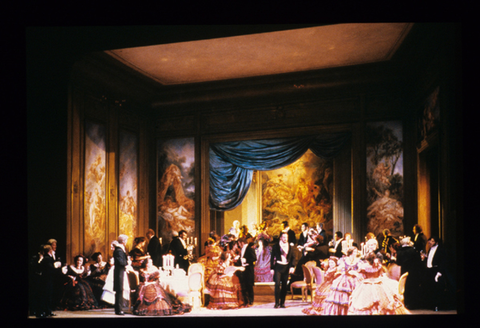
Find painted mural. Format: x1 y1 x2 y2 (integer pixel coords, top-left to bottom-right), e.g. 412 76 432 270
157 138 195 244
119 129 138 251
418 86 440 144
366 121 404 237
84 120 106 257
261 149 333 239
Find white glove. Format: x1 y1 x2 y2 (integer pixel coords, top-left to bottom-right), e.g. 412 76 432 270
435 272 442 282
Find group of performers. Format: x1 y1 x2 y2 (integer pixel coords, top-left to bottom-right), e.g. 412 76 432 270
32 222 450 317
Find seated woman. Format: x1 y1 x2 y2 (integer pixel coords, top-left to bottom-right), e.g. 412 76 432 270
133 258 191 316
205 250 245 309
129 237 149 271
302 256 339 315
58 255 98 311
86 252 110 307
348 252 410 315
322 246 362 315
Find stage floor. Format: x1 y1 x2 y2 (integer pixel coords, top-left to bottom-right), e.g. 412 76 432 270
28 300 456 319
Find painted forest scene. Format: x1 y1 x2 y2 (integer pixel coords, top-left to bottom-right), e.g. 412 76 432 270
157 138 196 244
366 121 404 237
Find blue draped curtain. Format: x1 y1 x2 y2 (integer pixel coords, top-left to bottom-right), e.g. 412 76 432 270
209 132 351 211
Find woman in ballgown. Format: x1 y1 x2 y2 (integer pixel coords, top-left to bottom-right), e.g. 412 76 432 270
133 258 192 316
58 255 98 311
322 246 362 315
254 228 273 282
129 237 149 271
197 232 221 283
348 252 410 315
302 256 339 315
205 250 245 309
86 252 110 307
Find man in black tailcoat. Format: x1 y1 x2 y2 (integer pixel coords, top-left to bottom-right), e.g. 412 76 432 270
235 237 257 306
146 229 162 268
270 231 296 308
396 236 423 309
169 230 190 272
113 234 129 315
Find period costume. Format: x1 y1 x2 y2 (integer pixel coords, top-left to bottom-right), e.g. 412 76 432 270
302 259 339 315
133 270 191 315
147 234 163 268
87 260 110 306
322 255 361 315
347 259 409 315
113 241 129 314
206 253 243 309
270 237 296 307
169 235 190 272
236 241 256 305
58 264 98 310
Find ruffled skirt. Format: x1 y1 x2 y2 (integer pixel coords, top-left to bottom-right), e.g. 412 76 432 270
347 277 410 315
302 279 334 315
133 282 191 316
206 272 241 309
322 274 359 315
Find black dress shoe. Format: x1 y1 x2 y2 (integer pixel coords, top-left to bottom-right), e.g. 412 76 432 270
274 304 279 308
47 313 57 317
36 312 46 318
280 304 286 308
115 311 125 315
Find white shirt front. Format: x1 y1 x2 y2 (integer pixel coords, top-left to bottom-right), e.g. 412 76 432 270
278 241 289 264
427 244 438 268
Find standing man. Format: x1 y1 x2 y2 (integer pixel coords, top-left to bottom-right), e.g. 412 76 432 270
297 222 309 257
270 232 296 308
146 229 162 268
422 236 448 310
169 230 190 272
282 220 296 247
412 224 428 255
113 234 129 315
396 236 423 309
39 244 60 317
236 237 256 306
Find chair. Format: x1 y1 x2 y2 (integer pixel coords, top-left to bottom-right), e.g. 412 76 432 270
398 272 408 302
290 264 309 301
176 271 205 310
311 266 324 286
188 262 204 276
302 265 316 303
127 270 140 307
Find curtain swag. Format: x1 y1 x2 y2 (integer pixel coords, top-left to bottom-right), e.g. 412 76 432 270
209 132 351 211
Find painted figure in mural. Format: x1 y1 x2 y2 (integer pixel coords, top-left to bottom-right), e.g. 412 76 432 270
373 162 392 187
159 196 194 233
367 189 404 236
121 190 136 217
87 154 105 186
88 188 105 234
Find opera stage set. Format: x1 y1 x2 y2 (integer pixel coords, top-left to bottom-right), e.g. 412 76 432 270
27 24 463 319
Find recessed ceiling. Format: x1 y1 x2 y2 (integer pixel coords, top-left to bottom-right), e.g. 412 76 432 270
105 23 414 86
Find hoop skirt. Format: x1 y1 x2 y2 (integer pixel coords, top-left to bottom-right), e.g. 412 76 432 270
302 266 337 315
133 271 191 316
322 258 360 315
58 266 98 311
347 261 410 315
206 264 242 309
